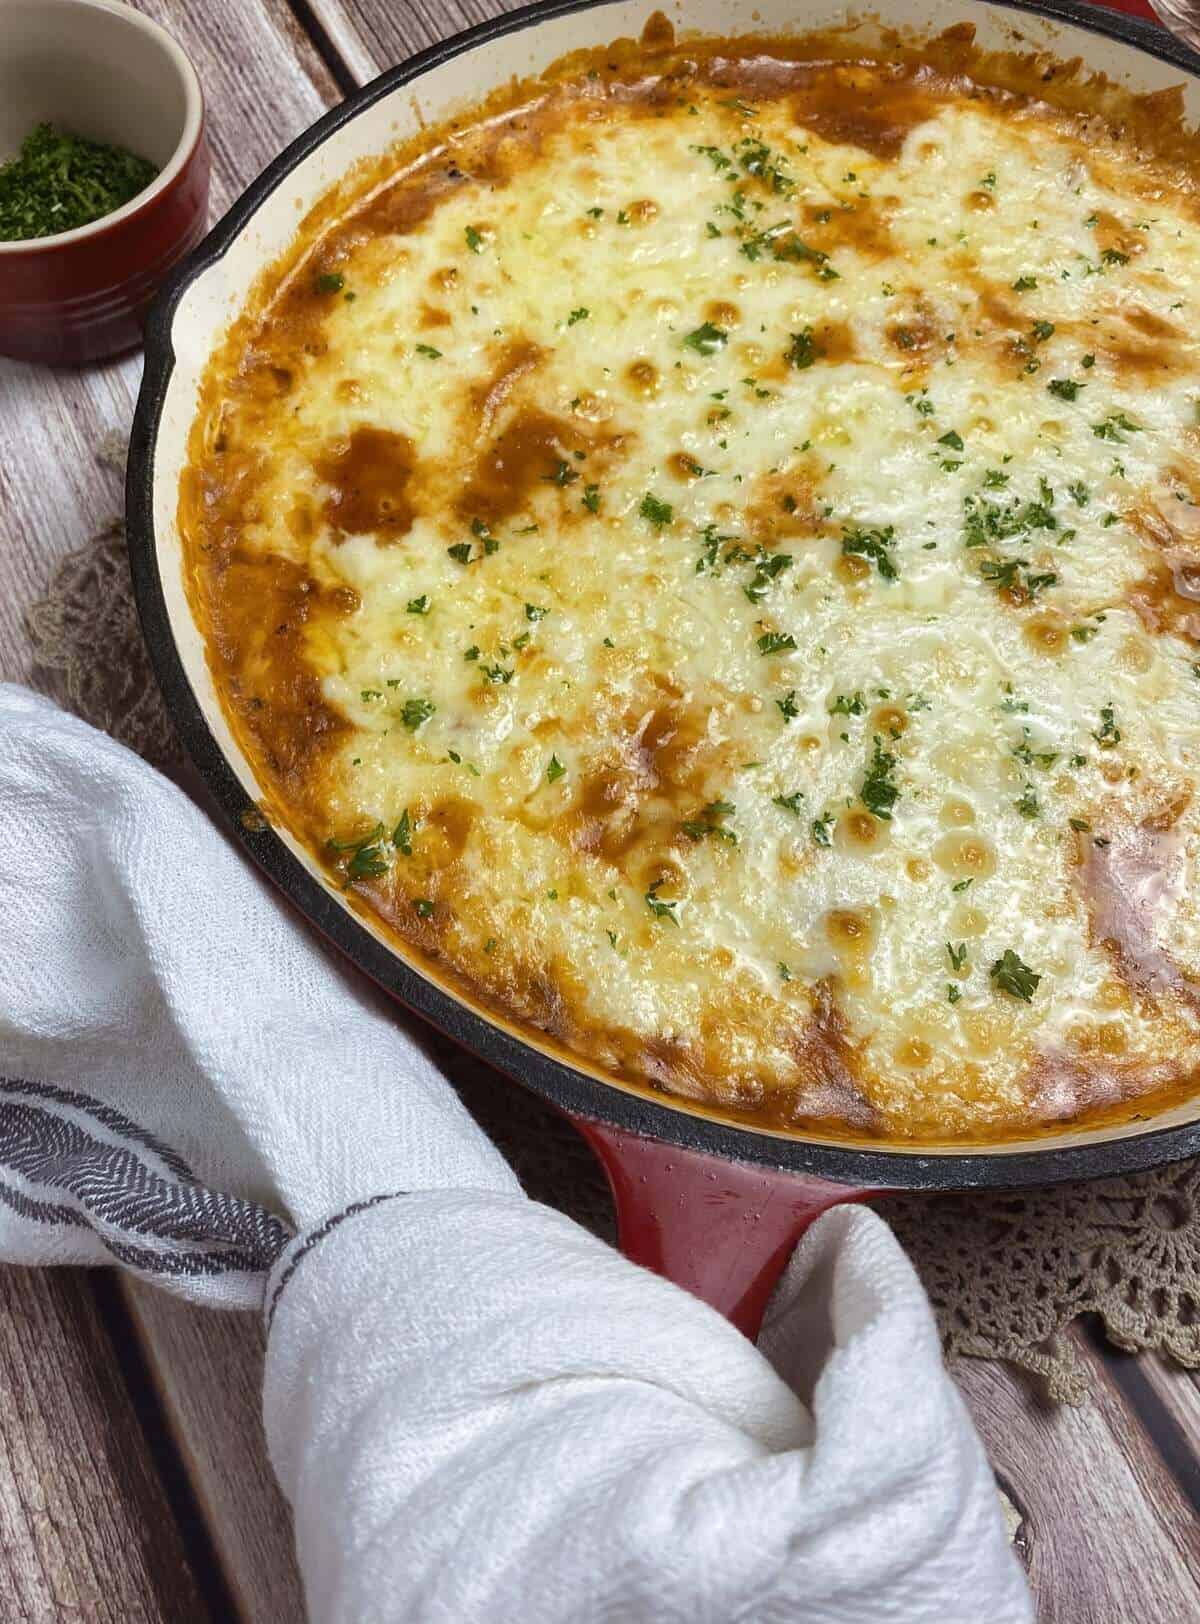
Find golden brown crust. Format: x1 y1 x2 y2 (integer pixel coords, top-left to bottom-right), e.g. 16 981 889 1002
179 24 1200 1145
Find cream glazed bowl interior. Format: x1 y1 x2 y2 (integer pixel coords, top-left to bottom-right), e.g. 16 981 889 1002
128 0 1200 1196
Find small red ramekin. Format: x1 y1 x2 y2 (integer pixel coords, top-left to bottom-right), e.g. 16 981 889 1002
0 0 209 367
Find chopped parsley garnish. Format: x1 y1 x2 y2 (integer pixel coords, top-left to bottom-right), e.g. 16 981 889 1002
1101 247 1129 265
938 429 964 451
639 492 674 528
683 321 728 355
400 697 435 731
463 644 480 661
830 691 866 716
415 343 442 359
525 603 548 621
347 843 388 880
779 962 793 982
947 941 968 972
481 663 513 685
1048 378 1082 401
465 226 484 252
328 823 389 883
1069 817 1092 833
1092 412 1141 443
315 272 345 295
980 558 1057 599
1092 705 1121 748
393 810 414 856
1015 784 1040 819
1031 320 1055 342
744 549 793 603
582 483 601 513
546 754 566 783
784 327 821 369
471 518 497 552
681 799 737 845
841 523 898 581
947 984 962 1004
1012 275 1037 291
772 791 805 815
990 949 1041 1002
1068 481 1090 505
544 459 579 487
811 813 834 847
776 690 800 722
567 307 590 325
447 542 473 565
1012 731 1059 770
757 631 797 655
963 485 1058 557
413 899 435 918
644 881 679 923
406 594 431 615
735 135 795 194
860 735 899 820
952 877 974 894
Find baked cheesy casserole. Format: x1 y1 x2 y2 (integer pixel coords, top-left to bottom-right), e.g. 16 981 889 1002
181 18 1200 1142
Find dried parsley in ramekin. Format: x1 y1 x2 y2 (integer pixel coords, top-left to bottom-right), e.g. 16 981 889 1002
0 123 159 242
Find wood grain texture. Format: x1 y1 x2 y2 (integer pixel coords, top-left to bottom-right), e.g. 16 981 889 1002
304 0 530 86
0 1266 206 1623
954 1328 1200 1623
121 1287 305 1624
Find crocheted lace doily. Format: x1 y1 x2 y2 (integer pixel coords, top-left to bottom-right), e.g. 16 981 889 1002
24 448 1198 1405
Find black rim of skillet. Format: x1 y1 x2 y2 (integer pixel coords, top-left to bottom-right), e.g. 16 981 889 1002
127 0 1200 1191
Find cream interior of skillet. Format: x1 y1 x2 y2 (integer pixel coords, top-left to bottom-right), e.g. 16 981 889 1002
181 18 1200 1143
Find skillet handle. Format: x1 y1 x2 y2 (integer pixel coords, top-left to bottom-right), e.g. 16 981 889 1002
574 1118 877 1341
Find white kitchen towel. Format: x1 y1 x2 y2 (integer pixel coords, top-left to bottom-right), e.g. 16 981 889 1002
0 683 1032 1624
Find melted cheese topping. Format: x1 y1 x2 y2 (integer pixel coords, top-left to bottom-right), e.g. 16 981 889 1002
182 34 1200 1142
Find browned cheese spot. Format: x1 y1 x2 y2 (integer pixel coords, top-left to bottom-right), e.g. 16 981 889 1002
1076 812 1199 1010
790 63 946 158
472 340 545 436
625 358 660 398
885 297 946 371
803 196 897 259
1023 1047 1181 1125
742 453 832 543
556 697 740 887
785 981 877 1129
457 407 625 527
1126 498 1200 644
208 550 354 794
1024 613 1069 655
314 426 419 542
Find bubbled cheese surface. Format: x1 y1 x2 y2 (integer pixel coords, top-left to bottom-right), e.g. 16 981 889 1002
183 42 1200 1141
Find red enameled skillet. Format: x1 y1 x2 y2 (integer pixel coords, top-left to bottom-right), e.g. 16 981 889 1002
128 0 1200 1339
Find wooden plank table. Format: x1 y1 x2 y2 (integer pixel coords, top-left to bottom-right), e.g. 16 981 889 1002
1 2 1198 1616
